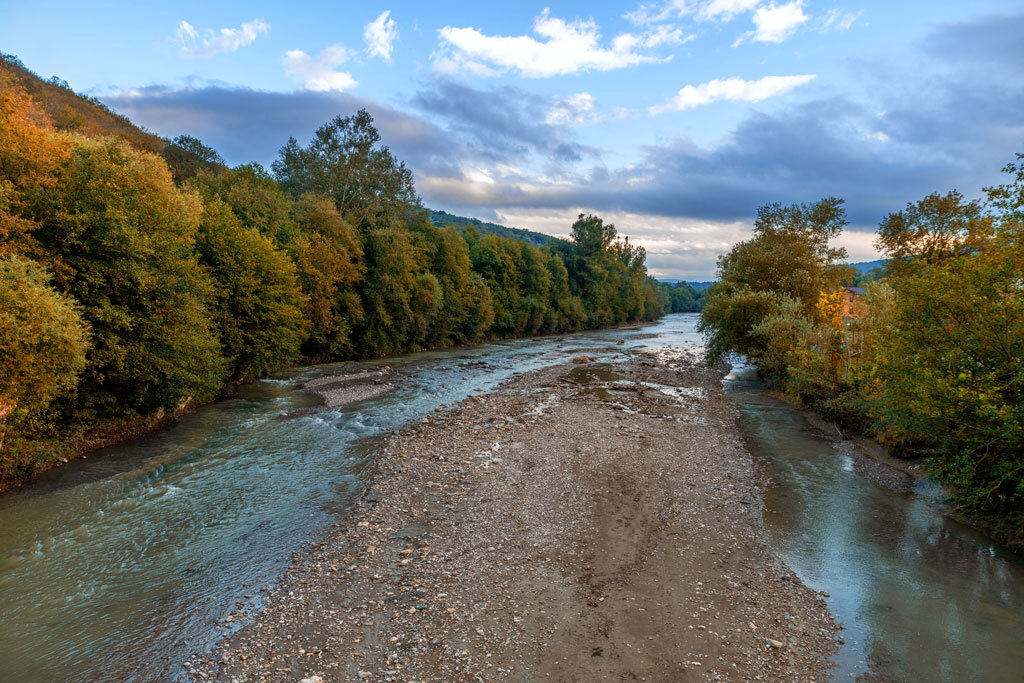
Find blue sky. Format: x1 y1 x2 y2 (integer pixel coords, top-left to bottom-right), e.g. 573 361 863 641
2 0 1021 278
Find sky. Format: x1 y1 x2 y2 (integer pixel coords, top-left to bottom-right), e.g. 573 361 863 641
1 1 1021 279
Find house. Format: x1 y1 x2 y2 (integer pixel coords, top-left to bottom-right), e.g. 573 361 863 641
841 286 866 317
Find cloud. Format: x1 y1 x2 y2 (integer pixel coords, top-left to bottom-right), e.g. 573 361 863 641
176 18 269 58
623 0 692 25
734 1 808 46
364 10 399 61
103 85 457 176
820 9 860 32
698 0 761 21
435 9 676 78
412 80 597 163
283 45 358 92
546 92 597 126
650 74 815 114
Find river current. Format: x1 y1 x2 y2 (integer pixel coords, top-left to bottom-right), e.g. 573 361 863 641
0 314 1022 681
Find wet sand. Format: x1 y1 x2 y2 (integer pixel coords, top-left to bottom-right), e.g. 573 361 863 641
191 350 838 681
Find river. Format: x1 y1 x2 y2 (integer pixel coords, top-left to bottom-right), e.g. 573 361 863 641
0 314 1022 681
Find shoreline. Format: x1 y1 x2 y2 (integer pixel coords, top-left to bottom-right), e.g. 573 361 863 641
760 386 1024 553
190 350 838 681
0 320 657 495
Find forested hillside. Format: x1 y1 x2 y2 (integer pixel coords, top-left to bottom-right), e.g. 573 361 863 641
427 210 558 247
699 164 1024 544
0 62 667 487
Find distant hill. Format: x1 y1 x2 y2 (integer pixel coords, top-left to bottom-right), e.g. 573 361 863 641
849 259 885 274
1 53 166 154
428 210 565 247
657 279 714 290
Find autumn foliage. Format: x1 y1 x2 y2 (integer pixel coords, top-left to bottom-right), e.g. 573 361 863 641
0 69 666 486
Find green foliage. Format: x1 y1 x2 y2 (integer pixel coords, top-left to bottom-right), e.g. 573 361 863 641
657 281 705 313
162 135 225 184
272 109 419 230
427 209 557 247
0 88 665 489
0 254 88 422
196 199 306 382
700 159 1024 541
868 193 1024 531
197 163 297 245
700 197 851 363
33 136 226 422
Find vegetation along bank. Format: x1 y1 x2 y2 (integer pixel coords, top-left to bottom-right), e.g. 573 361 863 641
0 54 704 489
699 155 1024 546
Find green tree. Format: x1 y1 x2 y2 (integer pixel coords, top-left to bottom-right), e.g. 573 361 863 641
272 110 419 230
197 163 297 245
161 134 225 184
31 136 226 421
196 199 306 382
700 198 852 363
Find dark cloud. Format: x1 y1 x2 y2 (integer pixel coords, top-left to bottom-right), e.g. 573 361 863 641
411 80 596 163
422 11 1024 228
922 11 1024 71
102 85 460 176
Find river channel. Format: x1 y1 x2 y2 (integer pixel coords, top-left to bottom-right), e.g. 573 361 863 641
1 314 1022 681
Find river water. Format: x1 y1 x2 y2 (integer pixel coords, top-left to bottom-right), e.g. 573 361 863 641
0 314 1022 681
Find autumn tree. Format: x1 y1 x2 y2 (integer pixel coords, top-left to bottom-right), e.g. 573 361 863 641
0 255 88 454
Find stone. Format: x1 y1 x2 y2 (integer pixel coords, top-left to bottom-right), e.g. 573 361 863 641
573 355 592 364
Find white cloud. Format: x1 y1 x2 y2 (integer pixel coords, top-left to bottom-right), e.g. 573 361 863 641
737 1 808 45
650 74 815 114
177 18 269 58
547 92 597 126
820 9 861 32
623 0 693 25
698 0 761 21
283 45 358 92
364 10 399 61
436 9 677 78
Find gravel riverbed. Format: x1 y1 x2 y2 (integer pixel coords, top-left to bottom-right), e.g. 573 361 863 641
190 348 838 682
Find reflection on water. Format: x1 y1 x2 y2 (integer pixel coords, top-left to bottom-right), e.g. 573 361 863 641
728 382 1024 681
0 316 703 682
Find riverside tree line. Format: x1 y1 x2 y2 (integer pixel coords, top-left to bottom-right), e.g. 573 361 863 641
700 156 1024 544
0 74 683 485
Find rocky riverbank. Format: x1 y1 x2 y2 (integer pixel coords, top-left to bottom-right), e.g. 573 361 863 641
190 349 838 681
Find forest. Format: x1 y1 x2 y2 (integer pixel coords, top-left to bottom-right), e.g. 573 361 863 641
699 158 1024 544
0 64 697 487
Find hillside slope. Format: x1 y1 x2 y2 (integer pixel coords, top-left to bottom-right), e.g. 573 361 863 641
428 210 565 247
1 53 166 154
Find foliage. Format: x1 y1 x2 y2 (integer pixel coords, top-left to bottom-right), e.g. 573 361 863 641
0 81 665 488
162 135 226 184
196 199 306 382
272 109 419 230
700 198 852 363
0 255 88 437
700 159 1024 541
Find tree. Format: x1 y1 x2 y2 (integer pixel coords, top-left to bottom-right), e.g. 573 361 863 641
31 136 226 421
0 254 88 450
876 191 993 276
196 199 306 382
161 134 225 184
272 110 419 230
197 163 297 245
700 198 853 363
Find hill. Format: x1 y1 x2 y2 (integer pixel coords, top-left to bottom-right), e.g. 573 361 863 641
849 259 885 273
1 53 166 154
428 210 564 247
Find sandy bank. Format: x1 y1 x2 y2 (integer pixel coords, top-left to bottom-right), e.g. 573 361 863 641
192 351 838 681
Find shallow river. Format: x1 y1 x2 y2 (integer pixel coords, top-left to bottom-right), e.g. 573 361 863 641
1 314 1022 681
